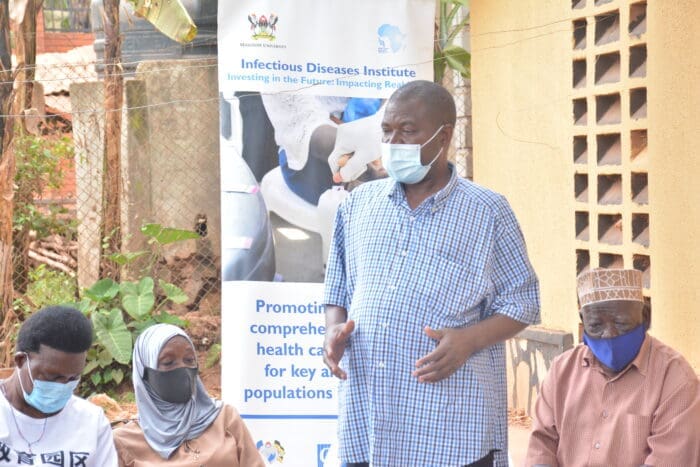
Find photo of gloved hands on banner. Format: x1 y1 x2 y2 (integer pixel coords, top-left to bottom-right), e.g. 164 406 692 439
257 94 388 207
327 99 388 189
220 91 389 283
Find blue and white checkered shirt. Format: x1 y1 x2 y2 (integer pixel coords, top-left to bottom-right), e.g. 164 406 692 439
324 167 540 467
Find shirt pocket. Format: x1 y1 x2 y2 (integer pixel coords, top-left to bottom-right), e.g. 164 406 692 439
620 413 652 460
415 254 488 327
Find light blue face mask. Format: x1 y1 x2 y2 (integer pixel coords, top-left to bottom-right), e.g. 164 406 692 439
18 354 79 414
381 125 444 184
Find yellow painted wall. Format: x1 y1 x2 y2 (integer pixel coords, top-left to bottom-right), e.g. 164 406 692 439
647 0 700 370
471 0 700 372
470 0 579 334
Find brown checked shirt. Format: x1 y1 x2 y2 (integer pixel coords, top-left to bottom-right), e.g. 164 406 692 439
525 334 700 467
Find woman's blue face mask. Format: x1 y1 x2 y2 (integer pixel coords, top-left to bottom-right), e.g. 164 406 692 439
18 354 79 414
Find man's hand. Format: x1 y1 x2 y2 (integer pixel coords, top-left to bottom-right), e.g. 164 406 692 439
323 320 355 380
414 315 528 383
413 326 477 383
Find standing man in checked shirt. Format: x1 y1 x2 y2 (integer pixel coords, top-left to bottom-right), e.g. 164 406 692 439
323 80 541 467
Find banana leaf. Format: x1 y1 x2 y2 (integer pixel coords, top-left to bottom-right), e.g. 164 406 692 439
125 0 197 44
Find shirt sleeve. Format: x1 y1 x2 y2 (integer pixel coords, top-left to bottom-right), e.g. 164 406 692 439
644 374 700 466
225 405 266 467
323 199 348 309
488 195 541 325
525 362 561 467
94 412 119 467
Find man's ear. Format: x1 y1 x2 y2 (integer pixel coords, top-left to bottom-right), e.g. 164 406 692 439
441 124 454 147
14 352 27 369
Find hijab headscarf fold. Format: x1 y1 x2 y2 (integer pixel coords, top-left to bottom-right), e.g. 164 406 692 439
133 323 223 459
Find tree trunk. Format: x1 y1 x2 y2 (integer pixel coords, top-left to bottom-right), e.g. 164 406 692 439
99 0 123 280
12 0 43 293
0 0 16 366
0 0 16 324
14 0 40 111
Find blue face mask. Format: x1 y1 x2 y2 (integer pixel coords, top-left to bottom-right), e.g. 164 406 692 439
18 355 79 414
583 324 646 373
381 125 444 184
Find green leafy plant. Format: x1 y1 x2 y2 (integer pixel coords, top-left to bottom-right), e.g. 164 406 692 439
435 0 471 82
205 343 221 369
5 267 78 366
13 132 76 239
12 130 77 293
26 264 78 309
73 224 198 396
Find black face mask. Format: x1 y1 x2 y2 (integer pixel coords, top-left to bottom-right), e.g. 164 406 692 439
143 366 198 403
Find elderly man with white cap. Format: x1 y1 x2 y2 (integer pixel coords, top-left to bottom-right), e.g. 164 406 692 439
525 268 700 467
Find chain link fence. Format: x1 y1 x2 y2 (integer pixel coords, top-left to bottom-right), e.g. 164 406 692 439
10 49 222 320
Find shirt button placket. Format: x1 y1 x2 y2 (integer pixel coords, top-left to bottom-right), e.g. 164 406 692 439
400 213 413 259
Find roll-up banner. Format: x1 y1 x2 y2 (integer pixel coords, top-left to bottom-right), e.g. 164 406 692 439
218 1 435 465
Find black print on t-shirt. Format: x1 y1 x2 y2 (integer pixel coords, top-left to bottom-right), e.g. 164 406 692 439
17 451 36 464
0 444 91 466
69 452 89 467
0 442 10 461
42 452 64 466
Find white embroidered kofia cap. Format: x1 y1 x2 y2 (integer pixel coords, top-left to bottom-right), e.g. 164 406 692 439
577 268 644 307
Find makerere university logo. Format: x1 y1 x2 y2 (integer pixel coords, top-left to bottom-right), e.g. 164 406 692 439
248 13 279 41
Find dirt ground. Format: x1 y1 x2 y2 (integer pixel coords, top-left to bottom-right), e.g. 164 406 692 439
185 311 223 399
508 408 532 467
508 408 532 429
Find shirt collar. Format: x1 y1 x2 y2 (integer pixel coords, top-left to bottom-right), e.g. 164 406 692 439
582 333 651 379
386 163 459 210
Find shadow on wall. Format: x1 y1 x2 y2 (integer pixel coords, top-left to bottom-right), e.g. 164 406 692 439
507 328 574 415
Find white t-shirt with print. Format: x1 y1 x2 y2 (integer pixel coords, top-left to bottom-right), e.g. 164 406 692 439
0 391 117 466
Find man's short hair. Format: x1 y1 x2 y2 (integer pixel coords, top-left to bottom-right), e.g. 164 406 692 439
16 306 93 354
390 80 457 127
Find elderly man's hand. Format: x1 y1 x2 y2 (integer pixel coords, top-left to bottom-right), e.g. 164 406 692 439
323 320 355 380
413 326 477 383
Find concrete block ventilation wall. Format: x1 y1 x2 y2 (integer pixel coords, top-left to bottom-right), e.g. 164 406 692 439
571 0 651 308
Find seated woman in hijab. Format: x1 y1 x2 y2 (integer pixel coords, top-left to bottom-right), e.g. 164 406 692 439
112 324 264 466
